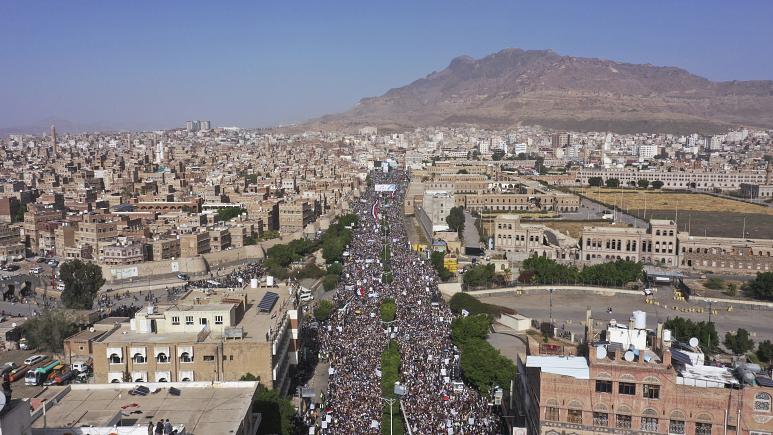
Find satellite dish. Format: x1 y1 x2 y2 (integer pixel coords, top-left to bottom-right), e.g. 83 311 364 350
689 337 699 348
596 346 607 359
89 327 95 333
0 391 6 413
11 323 16 328
624 351 635 362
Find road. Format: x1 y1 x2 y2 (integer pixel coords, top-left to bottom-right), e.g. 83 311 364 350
463 211 482 249
480 289 773 343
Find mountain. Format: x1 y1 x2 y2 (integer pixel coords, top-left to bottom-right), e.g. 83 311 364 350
316 48 773 134
0 117 114 136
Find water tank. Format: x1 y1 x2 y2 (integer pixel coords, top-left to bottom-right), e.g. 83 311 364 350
147 304 155 315
266 276 274 287
624 351 635 362
250 278 258 289
662 329 672 342
596 346 607 360
632 310 646 330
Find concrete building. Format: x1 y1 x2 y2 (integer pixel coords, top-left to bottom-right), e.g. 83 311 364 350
29 382 261 435
511 311 773 435
80 284 301 394
421 190 455 231
575 169 767 191
148 236 181 261
278 199 314 234
180 231 210 257
98 238 145 265
581 219 678 266
0 223 24 261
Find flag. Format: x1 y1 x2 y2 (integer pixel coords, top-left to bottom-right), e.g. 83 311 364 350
371 198 380 221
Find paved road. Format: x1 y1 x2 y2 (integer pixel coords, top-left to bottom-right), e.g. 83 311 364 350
463 211 482 249
480 289 773 344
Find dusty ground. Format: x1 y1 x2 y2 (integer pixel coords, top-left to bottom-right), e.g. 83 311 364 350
537 220 628 238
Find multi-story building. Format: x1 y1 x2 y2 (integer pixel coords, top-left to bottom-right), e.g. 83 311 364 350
575 169 767 191
581 219 678 266
98 238 146 265
678 234 773 274
209 227 232 251
421 190 455 230
0 223 24 260
463 192 580 213
148 236 181 261
23 204 64 255
512 311 773 435
278 199 314 234
180 231 210 257
80 284 301 394
551 132 570 148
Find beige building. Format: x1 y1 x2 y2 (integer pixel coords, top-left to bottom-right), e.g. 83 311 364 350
82 284 301 394
581 220 678 266
678 234 773 274
180 231 210 257
98 238 146 265
421 190 455 230
576 168 767 190
0 223 24 260
279 198 314 234
148 236 181 261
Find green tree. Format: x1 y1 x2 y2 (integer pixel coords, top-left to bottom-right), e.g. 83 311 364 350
326 263 343 276
380 341 405 434
588 176 604 187
430 251 453 282
60 259 105 309
651 180 664 189
251 384 295 434
521 256 579 284
216 206 243 222
664 317 719 353
724 328 755 355
446 206 465 234
449 293 508 317
314 300 334 321
605 178 620 188
463 263 496 287
745 272 773 301
240 372 258 381
13 203 27 223
322 274 339 291
451 315 514 395
380 298 397 322
20 310 79 352
492 149 505 161
757 340 773 363
293 263 325 280
637 179 650 188
704 277 725 290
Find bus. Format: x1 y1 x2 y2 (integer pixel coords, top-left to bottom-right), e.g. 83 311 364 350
25 360 60 386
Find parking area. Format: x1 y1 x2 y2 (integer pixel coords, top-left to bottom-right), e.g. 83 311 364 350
1 349 55 398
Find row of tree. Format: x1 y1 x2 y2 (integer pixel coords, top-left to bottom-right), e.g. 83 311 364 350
430 251 453 282
519 257 643 287
451 314 515 395
588 177 664 189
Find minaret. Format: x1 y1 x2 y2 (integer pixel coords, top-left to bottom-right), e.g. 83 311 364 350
766 161 772 185
50 125 57 154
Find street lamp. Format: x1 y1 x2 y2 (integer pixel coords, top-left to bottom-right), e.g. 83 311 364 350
383 383 407 435
549 288 554 327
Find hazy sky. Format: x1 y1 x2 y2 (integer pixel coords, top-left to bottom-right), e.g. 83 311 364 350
2 0 772 131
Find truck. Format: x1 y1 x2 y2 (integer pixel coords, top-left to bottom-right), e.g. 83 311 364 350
25 359 60 386
46 368 75 386
71 357 93 374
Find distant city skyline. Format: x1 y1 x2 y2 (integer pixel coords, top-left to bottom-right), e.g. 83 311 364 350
2 0 773 131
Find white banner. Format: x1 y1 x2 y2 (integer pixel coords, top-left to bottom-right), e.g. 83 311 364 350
374 184 396 192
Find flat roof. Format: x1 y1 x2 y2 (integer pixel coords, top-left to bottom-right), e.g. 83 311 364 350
526 355 590 379
31 382 259 434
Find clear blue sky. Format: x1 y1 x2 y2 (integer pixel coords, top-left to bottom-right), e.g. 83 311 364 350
2 0 772 131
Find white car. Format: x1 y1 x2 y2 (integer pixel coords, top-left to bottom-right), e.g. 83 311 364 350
299 293 314 302
30 267 41 274
24 354 46 365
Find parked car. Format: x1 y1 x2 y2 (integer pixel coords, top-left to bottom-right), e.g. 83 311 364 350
24 354 46 365
36 257 48 263
47 260 59 267
30 267 42 274
176 273 189 281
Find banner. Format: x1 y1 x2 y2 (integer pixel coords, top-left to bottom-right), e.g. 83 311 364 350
374 184 397 192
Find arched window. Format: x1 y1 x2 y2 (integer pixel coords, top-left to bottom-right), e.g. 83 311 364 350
109 353 122 364
157 353 168 363
755 392 772 412
133 353 145 364
180 352 192 363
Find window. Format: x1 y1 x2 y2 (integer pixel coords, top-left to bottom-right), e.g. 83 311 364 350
643 384 660 399
203 355 215 362
595 380 612 393
215 315 224 325
593 412 608 427
171 316 180 325
567 409 582 424
755 393 772 412
669 419 685 434
133 354 145 364
545 407 559 421
616 414 632 429
618 382 636 395
696 422 712 435
199 317 207 325
641 417 658 432
185 316 194 325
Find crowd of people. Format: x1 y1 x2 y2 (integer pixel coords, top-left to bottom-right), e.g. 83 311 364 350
187 262 265 289
318 169 497 434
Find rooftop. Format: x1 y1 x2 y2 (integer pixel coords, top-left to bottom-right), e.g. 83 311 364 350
30 382 259 435
526 355 590 380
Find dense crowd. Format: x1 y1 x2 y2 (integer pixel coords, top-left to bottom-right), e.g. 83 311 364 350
318 170 496 434
188 262 265 289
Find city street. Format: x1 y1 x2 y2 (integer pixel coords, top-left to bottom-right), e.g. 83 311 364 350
481 289 773 343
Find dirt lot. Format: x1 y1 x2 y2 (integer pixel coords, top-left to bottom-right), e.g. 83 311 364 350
535 220 630 238
574 188 773 216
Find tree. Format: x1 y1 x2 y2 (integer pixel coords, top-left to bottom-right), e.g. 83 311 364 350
430 251 453 282
251 384 295 434
637 179 650 188
446 206 465 234
651 180 664 189
326 263 343 276
216 206 242 222
605 178 620 188
704 277 725 290
757 340 773 363
60 259 105 309
745 272 773 301
724 328 754 355
451 315 515 394
492 150 505 161
380 298 396 322
664 317 719 353
240 372 258 381
20 310 80 352
457 169 469 174
314 300 334 321
322 274 339 291
463 263 496 287
588 176 604 187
